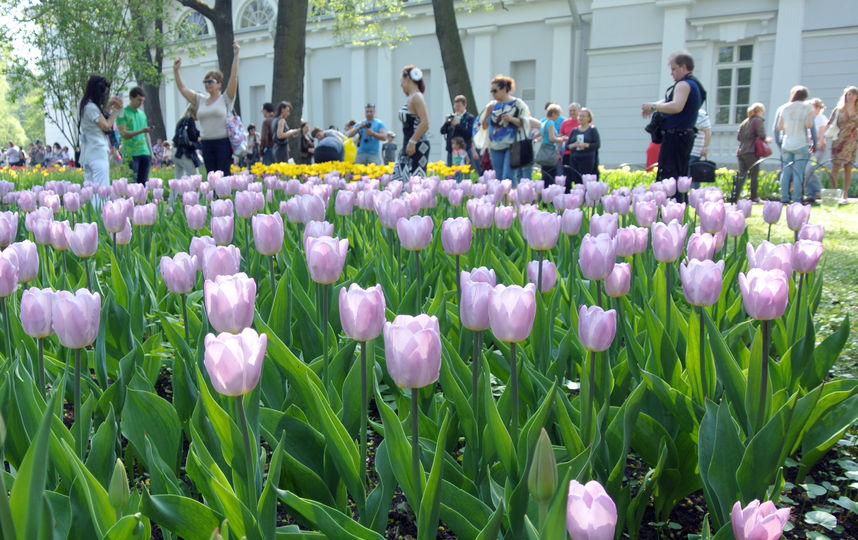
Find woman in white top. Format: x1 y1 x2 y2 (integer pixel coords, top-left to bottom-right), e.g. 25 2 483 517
78 75 123 197
173 41 240 175
777 85 814 203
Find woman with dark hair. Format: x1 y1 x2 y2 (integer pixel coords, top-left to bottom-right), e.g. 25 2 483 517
567 107 600 186
777 85 814 203
298 121 314 164
479 74 531 184
392 65 430 180
78 74 123 194
734 102 767 202
173 41 240 175
272 101 300 163
172 104 201 179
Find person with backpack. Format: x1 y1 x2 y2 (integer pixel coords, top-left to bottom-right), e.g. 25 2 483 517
172 105 201 179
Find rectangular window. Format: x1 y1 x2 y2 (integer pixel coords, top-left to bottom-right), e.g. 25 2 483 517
715 44 753 125
249 85 266 127
323 78 342 131
510 60 536 109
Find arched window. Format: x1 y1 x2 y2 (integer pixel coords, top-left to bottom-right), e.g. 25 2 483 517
178 12 210 40
238 0 275 29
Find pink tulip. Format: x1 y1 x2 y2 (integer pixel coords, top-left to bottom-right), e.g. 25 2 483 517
460 268 496 331
252 212 285 256
698 200 726 234
397 216 433 251
686 232 716 261
524 211 561 250
566 479 617 540
651 220 688 263
211 215 234 245
335 190 356 216
660 201 685 225
210 198 233 218
31 218 52 245
0 211 16 247
785 202 810 231
798 223 824 242
303 220 335 244
305 236 348 284
746 241 792 276
20 287 54 338
466 199 494 229
448 188 464 207
738 268 789 321
190 236 216 269
52 289 101 349
731 500 790 540
204 328 267 396
102 199 128 233
677 176 692 193
50 221 71 251
9 240 38 283
0 249 18 297
633 200 657 228
339 283 386 341
527 260 557 292
589 213 618 238
577 305 617 352
235 191 256 219
383 314 442 388
115 218 132 245
604 263 631 298
204 272 257 334
160 253 198 294
561 208 583 236
185 204 208 230
494 206 516 230
761 201 782 225
579 233 617 281
792 240 824 274
66 222 98 258
441 217 472 255
63 192 81 212
488 283 537 343
201 245 242 281
661 177 677 196
376 197 410 229
725 210 746 237
736 199 752 218
132 203 157 226
183 191 201 207
680 259 724 306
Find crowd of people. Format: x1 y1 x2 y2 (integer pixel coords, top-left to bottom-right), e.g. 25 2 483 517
4 140 73 168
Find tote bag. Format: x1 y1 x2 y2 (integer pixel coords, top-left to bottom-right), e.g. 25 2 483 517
224 98 247 156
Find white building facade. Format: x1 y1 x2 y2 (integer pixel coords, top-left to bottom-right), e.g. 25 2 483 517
46 0 858 169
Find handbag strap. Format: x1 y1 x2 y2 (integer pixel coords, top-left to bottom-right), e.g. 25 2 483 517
512 99 528 142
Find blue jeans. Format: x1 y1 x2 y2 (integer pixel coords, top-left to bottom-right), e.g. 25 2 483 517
128 154 151 184
489 148 524 185
780 147 810 203
262 147 273 165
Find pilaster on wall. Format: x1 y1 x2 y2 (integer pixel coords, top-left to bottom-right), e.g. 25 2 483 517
768 0 805 115
349 46 367 119
468 25 497 97
546 17 574 105
656 0 693 87
376 47 393 127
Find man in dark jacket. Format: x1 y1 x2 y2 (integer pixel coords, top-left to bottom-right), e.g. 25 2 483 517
440 95 475 169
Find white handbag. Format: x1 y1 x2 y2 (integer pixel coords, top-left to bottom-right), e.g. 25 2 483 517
824 109 840 142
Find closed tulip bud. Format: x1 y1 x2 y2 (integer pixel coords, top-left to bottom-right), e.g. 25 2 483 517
31 218 52 245
65 222 98 258
441 217 472 255
185 204 208 230
660 201 685 225
460 269 495 331
204 272 257 334
528 428 558 504
493 205 516 230
604 263 631 298
303 220 335 244
761 201 783 225
0 249 17 297
579 233 617 281
746 241 793 276
160 253 198 294
615 227 637 257
102 199 128 233
488 283 537 343
633 200 658 228
0 211 16 247
235 191 256 219
677 175 692 193
725 210 746 237
339 283 386 341
561 208 584 236
50 221 70 251
589 212 618 238
211 215 234 245
680 259 724 306
577 305 617 352
20 287 54 338
383 314 442 388
201 244 242 281
9 240 38 283
524 211 561 250
376 197 410 229
651 220 688 263
52 289 101 349
183 191 200 207
731 499 790 540
785 202 811 231
698 200 726 234
566 480 618 540
115 218 132 245
204 327 267 396
397 215 434 251
527 260 557 292
448 188 464 207
736 199 753 218
190 236 216 269
798 223 824 242
686 232 716 261
466 199 495 229
108 458 131 512
335 190 356 216
251 212 284 256
661 177 677 196
305 236 348 284
792 240 824 274
132 203 157 226
738 268 789 321
210 198 232 218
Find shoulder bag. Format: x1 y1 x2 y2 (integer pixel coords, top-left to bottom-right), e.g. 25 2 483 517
753 118 771 158
224 96 247 156
509 100 533 169
689 159 717 183
535 121 558 167
824 109 840 142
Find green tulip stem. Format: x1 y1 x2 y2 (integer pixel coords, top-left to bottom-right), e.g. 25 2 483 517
85 257 92 291
471 330 482 452
596 279 603 310
74 348 84 460
412 388 422 503
37 337 45 397
61 250 68 279
792 273 805 342
268 255 277 300
0 447 14 540
699 305 707 401
137 226 145 259
243 218 250 263
733 236 738 261
236 396 257 512
455 254 461 307
415 251 422 314
111 232 117 261
757 320 771 431
322 283 330 391
766 223 772 242
1 299 11 362
510 341 519 441
664 262 672 336
586 350 596 446
180 293 190 342
360 340 369 489
536 250 544 295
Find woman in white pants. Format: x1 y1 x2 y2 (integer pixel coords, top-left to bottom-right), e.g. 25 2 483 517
78 75 122 203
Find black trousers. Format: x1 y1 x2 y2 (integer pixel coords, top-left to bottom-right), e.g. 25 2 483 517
200 137 233 175
657 129 695 181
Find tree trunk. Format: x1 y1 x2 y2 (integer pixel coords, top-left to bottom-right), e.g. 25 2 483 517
432 0 477 115
272 0 308 161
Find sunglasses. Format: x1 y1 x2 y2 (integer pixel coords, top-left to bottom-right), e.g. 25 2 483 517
203 79 218 85
490 88 499 94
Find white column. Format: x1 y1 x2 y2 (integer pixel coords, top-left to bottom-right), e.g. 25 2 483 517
657 0 692 86
469 25 497 100
304 47 313 121
546 17 574 104
349 46 367 119
768 0 805 115
376 47 393 128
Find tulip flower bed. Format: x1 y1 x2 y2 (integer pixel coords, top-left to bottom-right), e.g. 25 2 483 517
0 170 855 540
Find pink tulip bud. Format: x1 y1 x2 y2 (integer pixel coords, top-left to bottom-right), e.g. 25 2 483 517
731 500 790 540
185 204 208 230
524 211 561 250
677 176 692 193
633 200 658 228
115 218 132 245
20 287 54 338
63 192 81 212
466 199 495 229
738 268 789 321
160 252 198 294
204 328 267 396
792 240 823 274
52 289 101 349
604 263 631 298
132 203 157 226
210 198 231 217
725 210 746 237
680 259 724 306
460 269 496 331
305 236 348 284
8 240 38 283
190 236 216 269
50 220 71 251
303 220 335 245
589 213 618 238
798 223 824 242
448 188 464 207
335 190 356 216
579 233 617 281
785 202 811 231
746 241 792 276
577 305 617 352
31 217 52 245
761 201 783 225
211 216 234 245
661 177 677 196
561 208 584 236
488 283 537 343
493 206 516 230
252 212 285 256
441 217 472 255
0 249 18 297
736 199 752 218
383 314 442 388
339 283 386 341
660 201 685 225
566 480 617 540
686 232 716 261
201 245 242 281
235 191 256 219
698 200 726 234
397 216 434 251
651 220 688 263
0 211 16 248
204 272 257 334
66 222 98 258
102 199 129 233
527 260 557 292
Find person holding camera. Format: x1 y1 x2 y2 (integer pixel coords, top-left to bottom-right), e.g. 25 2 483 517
440 95 475 168
116 86 154 184
346 104 387 165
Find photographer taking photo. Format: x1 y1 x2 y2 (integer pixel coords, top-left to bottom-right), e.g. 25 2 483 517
346 104 387 165
440 95 476 170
